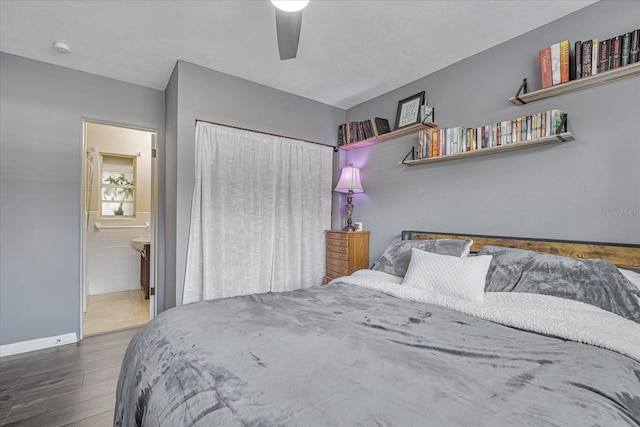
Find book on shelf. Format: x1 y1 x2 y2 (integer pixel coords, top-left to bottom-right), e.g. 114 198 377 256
560 40 570 83
342 122 348 145
551 42 561 85
591 39 599 76
582 40 592 77
345 123 350 145
425 129 432 158
431 129 440 158
504 121 510 145
539 47 553 89
361 121 370 140
610 35 622 69
417 128 431 159
361 121 369 139
598 39 610 73
621 32 631 66
370 120 378 137
343 123 348 145
420 105 435 123
547 40 570 85
630 30 639 63
550 110 567 134
367 119 378 138
574 40 582 80
446 128 451 154
373 117 391 135
347 122 357 144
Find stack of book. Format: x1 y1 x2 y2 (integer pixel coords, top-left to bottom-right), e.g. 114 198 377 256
539 29 639 89
337 118 391 146
415 110 567 160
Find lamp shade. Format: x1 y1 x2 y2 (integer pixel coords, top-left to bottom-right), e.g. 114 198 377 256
334 166 364 194
271 0 309 12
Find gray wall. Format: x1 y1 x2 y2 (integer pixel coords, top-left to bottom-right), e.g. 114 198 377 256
0 53 165 345
342 1 640 261
163 66 179 312
166 60 345 307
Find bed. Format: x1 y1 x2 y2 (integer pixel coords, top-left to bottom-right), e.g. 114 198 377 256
115 231 640 426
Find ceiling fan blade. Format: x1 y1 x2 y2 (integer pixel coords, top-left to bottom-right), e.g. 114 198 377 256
275 8 303 60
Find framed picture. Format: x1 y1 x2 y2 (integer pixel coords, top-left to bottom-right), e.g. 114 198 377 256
394 91 425 130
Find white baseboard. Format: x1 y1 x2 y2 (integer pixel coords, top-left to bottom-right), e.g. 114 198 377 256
0 332 78 358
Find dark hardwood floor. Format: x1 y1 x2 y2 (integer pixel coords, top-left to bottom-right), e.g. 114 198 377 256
0 327 139 426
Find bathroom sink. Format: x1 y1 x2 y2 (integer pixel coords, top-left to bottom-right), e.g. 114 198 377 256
131 237 150 252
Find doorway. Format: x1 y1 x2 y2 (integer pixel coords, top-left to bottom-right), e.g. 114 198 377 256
81 121 158 337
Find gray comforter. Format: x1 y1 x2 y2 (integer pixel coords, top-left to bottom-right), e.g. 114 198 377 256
115 283 640 426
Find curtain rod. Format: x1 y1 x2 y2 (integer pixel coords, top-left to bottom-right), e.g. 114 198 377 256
195 119 337 151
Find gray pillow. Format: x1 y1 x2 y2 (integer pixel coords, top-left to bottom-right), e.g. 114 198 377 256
479 245 640 324
371 239 473 277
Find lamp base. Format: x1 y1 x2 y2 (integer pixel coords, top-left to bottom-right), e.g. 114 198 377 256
343 191 356 232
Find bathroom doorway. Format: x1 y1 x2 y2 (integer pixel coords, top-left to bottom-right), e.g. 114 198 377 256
81 121 158 337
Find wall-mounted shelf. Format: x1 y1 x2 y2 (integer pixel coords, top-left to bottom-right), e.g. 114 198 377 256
508 62 640 106
338 121 437 151
400 132 574 166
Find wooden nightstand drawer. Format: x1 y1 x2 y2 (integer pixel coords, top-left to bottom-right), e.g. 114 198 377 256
327 266 349 277
327 245 348 255
327 257 349 269
327 250 349 261
327 238 348 247
324 230 369 285
326 232 348 241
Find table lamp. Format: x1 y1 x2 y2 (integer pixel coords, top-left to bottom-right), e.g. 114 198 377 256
334 166 364 231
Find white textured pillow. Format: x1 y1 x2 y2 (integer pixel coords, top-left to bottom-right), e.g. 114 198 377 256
619 268 640 291
402 248 492 303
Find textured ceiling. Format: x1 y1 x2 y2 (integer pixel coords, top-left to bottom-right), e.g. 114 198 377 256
0 0 597 109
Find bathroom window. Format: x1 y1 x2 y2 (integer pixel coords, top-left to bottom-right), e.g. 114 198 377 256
100 154 136 217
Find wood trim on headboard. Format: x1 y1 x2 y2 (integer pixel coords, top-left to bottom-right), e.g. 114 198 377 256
401 231 640 269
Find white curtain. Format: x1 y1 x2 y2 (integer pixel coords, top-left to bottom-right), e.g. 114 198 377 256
183 122 332 304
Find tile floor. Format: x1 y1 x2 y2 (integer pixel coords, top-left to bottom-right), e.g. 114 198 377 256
83 290 149 336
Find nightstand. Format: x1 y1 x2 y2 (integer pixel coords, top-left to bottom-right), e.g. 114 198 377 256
323 230 370 284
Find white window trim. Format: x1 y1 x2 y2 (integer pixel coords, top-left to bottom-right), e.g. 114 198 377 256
99 152 137 219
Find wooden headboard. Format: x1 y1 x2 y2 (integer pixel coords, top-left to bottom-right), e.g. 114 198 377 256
401 231 640 269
